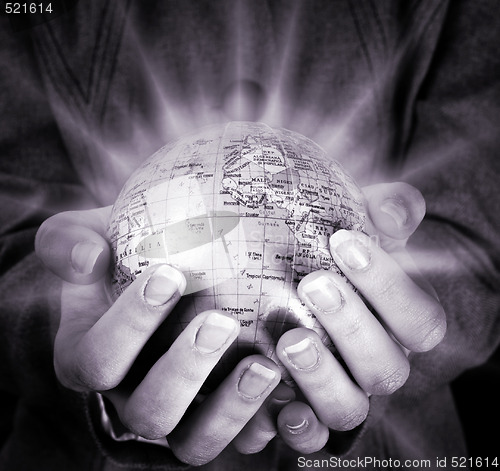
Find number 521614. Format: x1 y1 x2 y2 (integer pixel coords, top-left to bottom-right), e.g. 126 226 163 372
5 3 53 14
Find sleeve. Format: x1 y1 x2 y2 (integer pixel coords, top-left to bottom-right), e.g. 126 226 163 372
326 0 500 458
0 14 95 397
403 0 500 388
0 16 187 471
0 14 100 467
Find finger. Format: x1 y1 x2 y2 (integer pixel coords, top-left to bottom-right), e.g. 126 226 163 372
277 401 329 454
168 355 281 466
362 183 435 295
330 230 446 352
298 270 410 395
54 264 186 392
232 382 295 454
117 310 241 440
35 207 112 284
362 182 426 248
277 328 369 431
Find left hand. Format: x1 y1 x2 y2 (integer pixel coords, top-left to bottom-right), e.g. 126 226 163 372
270 182 447 454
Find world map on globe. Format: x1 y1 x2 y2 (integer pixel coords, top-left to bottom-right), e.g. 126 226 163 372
107 121 366 379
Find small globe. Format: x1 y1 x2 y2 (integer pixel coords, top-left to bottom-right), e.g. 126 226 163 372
107 122 365 382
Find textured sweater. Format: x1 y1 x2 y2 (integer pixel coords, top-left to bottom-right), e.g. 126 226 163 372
0 1 499 470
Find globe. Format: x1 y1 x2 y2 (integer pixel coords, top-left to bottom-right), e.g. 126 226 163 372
107 121 366 383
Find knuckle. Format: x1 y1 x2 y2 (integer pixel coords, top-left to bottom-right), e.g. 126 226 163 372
170 443 213 466
369 362 410 395
72 354 120 391
54 345 113 392
121 403 175 439
411 305 447 352
234 432 277 455
54 357 83 391
329 400 369 431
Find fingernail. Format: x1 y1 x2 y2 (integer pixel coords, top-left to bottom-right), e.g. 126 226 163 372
271 385 295 403
269 396 292 411
285 418 309 435
330 230 371 271
71 241 104 275
195 311 238 354
144 265 186 306
283 337 320 371
267 389 295 417
380 197 409 229
301 275 344 313
238 362 276 399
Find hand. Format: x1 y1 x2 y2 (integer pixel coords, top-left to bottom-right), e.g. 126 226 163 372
35 208 284 465
274 182 447 454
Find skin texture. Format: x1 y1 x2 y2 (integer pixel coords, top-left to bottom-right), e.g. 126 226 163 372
35 182 446 464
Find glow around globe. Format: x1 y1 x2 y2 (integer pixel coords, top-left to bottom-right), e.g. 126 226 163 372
107 121 366 381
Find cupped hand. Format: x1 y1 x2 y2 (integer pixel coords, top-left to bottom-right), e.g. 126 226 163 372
275 182 447 454
35 208 284 465
35 181 447 460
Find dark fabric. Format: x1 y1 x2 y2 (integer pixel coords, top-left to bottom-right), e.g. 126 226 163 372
1 0 499 469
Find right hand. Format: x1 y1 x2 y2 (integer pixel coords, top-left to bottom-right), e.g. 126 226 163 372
35 207 285 465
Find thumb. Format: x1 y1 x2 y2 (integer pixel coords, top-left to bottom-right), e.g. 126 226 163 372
35 206 112 284
362 182 426 250
362 183 438 298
